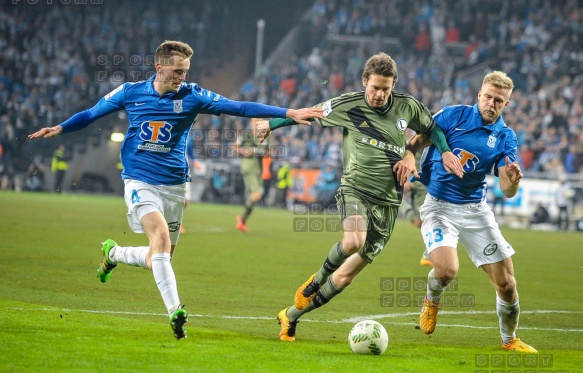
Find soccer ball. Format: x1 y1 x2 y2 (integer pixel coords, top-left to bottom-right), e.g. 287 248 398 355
348 320 389 355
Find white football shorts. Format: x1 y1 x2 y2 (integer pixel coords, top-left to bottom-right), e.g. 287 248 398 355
419 194 515 267
123 179 186 245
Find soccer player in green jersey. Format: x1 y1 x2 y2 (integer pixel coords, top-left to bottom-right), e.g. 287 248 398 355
255 52 464 341
236 118 267 232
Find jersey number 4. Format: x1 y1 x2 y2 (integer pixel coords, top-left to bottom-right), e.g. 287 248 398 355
131 189 140 204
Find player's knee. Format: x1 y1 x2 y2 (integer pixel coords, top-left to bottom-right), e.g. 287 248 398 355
251 190 263 202
495 277 517 298
435 267 458 286
149 232 172 254
341 236 364 255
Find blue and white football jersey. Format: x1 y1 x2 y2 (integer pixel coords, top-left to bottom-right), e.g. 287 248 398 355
418 104 518 204
60 75 287 185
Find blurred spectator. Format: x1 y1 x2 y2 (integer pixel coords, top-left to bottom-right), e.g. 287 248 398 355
276 161 292 209
312 163 340 209
210 168 228 203
491 179 506 220
529 202 551 226
0 144 11 190
445 19 460 43
24 156 46 192
51 144 68 193
555 174 574 230
414 22 432 60
260 153 274 206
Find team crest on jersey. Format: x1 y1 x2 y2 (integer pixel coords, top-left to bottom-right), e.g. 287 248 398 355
396 118 408 132
173 100 183 113
487 134 497 148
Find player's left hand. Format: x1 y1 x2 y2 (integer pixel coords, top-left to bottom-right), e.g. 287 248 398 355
393 151 418 185
256 120 271 144
505 156 523 184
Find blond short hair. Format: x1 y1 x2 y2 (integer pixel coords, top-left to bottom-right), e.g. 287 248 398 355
482 71 514 95
155 40 193 65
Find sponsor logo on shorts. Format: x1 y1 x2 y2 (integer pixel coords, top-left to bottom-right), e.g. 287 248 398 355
483 243 498 256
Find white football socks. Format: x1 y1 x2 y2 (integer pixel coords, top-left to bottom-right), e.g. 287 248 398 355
497 293 520 344
151 253 181 315
426 268 446 304
110 245 149 269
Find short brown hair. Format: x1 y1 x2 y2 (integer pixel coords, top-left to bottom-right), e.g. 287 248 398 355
482 71 514 95
362 53 398 82
155 40 193 65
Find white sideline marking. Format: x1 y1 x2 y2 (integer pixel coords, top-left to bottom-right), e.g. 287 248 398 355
341 309 583 323
12 307 583 333
184 225 224 233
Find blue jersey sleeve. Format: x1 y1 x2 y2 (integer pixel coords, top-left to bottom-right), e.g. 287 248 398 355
188 84 287 118
60 84 126 134
433 106 456 133
220 99 287 118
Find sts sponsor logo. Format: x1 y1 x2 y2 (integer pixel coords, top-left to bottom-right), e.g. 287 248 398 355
140 121 172 143
453 148 479 172
138 121 173 152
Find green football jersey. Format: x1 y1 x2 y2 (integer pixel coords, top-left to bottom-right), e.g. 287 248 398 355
239 130 265 175
314 91 435 206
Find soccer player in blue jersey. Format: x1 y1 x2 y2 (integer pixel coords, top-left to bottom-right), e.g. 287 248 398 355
28 40 323 340
408 71 537 353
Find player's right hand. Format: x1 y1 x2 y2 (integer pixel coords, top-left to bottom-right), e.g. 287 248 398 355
442 151 464 178
28 125 63 139
286 107 324 125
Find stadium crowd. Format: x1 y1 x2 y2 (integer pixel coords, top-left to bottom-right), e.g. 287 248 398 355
1 0 582 192
227 0 583 177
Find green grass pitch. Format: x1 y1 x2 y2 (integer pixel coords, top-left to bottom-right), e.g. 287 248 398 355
0 191 581 372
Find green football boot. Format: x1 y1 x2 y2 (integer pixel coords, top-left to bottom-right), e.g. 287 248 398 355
169 307 188 340
97 239 118 283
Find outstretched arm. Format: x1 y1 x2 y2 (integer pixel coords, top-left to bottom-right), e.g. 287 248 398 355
28 108 96 139
29 85 125 140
